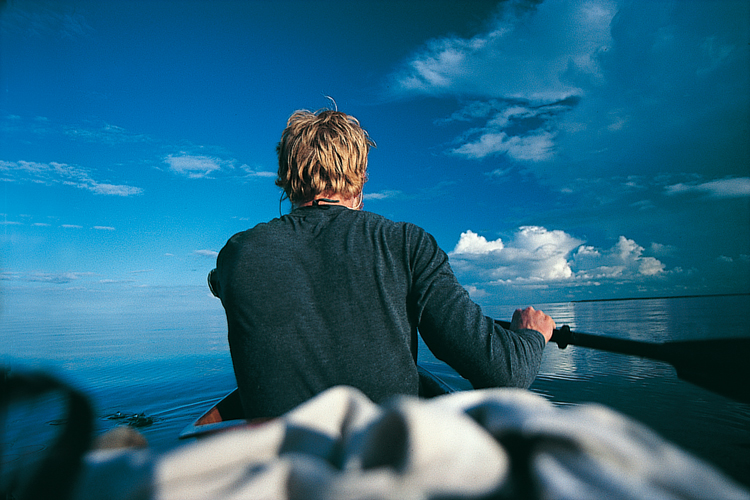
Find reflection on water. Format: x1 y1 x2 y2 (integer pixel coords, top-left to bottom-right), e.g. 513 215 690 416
530 294 750 488
435 295 750 486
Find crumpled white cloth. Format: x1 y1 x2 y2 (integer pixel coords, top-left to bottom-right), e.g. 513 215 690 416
75 386 750 500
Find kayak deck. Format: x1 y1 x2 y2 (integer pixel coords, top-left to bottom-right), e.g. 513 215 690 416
179 364 458 440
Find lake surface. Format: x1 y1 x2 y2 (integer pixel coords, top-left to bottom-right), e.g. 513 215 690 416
2 292 749 488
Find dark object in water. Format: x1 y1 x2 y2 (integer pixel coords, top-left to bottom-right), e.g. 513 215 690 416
106 411 155 427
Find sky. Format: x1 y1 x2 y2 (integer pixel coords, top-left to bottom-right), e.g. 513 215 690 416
1 0 749 321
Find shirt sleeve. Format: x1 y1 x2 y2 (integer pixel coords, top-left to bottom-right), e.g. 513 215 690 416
407 226 546 389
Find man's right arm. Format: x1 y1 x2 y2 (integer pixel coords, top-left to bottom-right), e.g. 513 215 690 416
409 227 550 389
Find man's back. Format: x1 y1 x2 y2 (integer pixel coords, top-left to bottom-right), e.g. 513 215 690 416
215 204 547 419
215 205 426 417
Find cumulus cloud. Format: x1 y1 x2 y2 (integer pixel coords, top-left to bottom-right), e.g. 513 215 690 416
450 227 583 281
573 236 665 279
450 227 665 286
452 230 505 254
0 160 143 196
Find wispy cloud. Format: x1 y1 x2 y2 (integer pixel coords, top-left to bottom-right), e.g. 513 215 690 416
364 190 404 201
1 3 94 39
666 177 750 199
194 249 219 258
388 0 615 163
164 156 276 181
365 181 456 203
239 164 276 179
1 271 95 284
445 97 580 161
94 226 115 231
164 154 227 179
390 0 614 99
64 122 153 145
0 160 143 196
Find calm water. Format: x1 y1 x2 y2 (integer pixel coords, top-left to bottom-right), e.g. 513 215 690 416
2 293 749 488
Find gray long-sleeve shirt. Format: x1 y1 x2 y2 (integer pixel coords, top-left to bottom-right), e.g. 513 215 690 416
215 205 545 418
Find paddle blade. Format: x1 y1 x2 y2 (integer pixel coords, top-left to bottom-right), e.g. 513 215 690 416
663 337 750 404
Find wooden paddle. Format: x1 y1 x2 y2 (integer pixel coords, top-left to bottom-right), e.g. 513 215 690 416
496 320 750 404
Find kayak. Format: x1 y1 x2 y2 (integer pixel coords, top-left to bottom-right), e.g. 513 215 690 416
179 364 457 440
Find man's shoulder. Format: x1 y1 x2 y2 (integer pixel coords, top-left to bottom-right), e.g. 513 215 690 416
221 219 284 253
358 210 426 232
355 211 443 256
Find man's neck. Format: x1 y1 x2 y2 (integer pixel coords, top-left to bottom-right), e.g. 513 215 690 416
298 193 362 210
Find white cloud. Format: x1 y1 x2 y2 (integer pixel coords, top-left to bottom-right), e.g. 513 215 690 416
573 236 665 279
639 257 665 276
94 226 115 231
452 129 555 162
239 164 276 178
450 227 583 281
650 242 675 256
450 228 666 286
364 184 453 202
0 160 143 196
61 224 82 229
90 184 143 196
364 190 403 201
452 230 504 254
666 177 750 198
194 249 219 258
165 154 225 179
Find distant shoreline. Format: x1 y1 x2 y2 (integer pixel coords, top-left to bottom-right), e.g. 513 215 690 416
573 292 750 303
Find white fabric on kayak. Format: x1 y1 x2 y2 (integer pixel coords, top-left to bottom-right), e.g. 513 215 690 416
74 386 750 500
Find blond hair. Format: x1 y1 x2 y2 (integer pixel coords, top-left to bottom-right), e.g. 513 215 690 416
276 109 375 205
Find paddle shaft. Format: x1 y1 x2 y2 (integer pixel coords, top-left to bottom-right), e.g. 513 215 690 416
496 320 670 361
495 320 750 404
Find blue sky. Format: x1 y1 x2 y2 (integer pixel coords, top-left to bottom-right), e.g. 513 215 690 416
1 0 748 319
